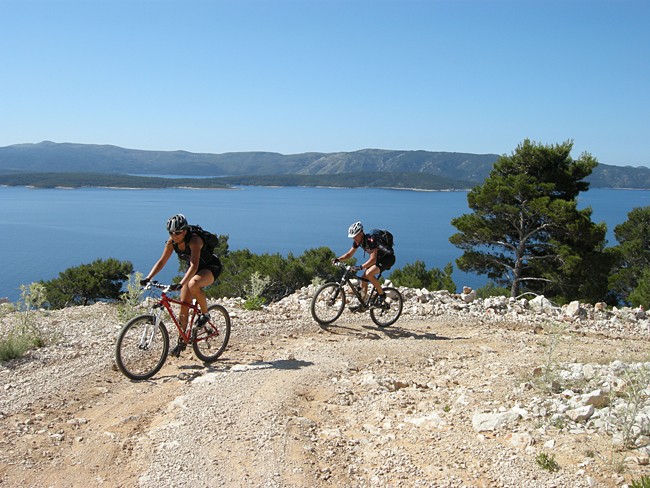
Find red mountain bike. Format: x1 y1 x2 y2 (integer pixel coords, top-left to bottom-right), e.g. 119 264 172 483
115 281 231 380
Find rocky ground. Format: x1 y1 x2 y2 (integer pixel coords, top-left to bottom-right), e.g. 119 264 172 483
0 285 649 488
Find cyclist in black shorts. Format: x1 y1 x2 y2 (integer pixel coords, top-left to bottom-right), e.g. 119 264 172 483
140 214 222 356
333 221 395 308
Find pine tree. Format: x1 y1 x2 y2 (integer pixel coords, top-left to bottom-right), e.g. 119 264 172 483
609 206 650 304
449 139 608 302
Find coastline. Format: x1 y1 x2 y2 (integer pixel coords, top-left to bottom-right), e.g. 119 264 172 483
2 182 647 192
6 182 470 192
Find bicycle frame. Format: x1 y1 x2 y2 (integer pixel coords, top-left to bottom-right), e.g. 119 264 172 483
147 285 201 344
335 263 382 308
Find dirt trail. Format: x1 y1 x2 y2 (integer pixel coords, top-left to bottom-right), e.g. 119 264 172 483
1 304 649 487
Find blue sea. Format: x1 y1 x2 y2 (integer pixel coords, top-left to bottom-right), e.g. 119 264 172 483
1 186 648 302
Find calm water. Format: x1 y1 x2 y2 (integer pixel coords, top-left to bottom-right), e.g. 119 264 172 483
1 186 648 302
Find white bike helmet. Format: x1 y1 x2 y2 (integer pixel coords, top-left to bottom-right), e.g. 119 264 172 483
348 221 363 238
166 214 188 232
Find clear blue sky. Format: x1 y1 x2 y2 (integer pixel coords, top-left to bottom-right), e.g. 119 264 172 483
1 0 648 166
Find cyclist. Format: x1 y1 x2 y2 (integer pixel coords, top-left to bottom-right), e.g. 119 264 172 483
333 221 395 311
140 214 222 357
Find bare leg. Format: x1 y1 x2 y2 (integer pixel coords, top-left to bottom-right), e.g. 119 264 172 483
364 265 384 295
188 269 215 314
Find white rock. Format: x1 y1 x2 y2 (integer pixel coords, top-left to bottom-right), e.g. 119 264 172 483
472 410 521 432
582 389 610 408
405 412 447 430
507 432 533 449
565 300 584 318
566 405 595 422
530 295 555 312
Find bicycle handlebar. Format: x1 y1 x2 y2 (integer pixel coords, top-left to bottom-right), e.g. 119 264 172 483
334 261 381 279
334 261 362 272
143 281 176 292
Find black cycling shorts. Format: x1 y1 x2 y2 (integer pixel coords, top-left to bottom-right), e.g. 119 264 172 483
377 253 395 272
199 255 222 281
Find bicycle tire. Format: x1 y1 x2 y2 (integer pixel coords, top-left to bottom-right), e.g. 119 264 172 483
192 304 231 363
115 314 169 380
370 287 403 327
311 282 346 325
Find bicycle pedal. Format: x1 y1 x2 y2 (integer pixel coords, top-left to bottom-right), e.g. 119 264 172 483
170 342 186 357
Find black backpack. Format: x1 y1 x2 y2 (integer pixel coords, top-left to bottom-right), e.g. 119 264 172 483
369 229 394 254
187 224 219 253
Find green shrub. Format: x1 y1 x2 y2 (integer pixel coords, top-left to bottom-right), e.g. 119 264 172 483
606 363 650 450
389 260 456 292
243 295 266 311
535 452 559 472
0 325 51 362
0 283 50 362
209 246 337 303
0 331 30 362
630 476 650 488
628 267 650 309
118 272 146 323
42 258 133 309
608 207 650 305
243 272 270 310
311 276 327 287
536 322 568 394
476 282 510 299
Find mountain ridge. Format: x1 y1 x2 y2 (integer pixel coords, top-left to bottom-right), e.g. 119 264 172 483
1 141 649 189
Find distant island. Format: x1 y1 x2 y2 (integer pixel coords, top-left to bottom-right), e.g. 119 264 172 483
1 141 649 190
0 171 473 191
0 172 230 190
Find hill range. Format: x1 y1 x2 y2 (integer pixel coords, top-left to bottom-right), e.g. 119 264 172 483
0 141 649 190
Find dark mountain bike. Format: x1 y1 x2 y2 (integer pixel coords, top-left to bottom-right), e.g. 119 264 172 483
115 281 231 380
310 262 403 327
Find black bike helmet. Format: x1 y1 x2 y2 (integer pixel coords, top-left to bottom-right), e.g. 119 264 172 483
166 214 188 232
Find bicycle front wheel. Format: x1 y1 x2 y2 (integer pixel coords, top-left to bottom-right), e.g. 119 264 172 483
370 287 403 327
115 314 169 380
311 282 346 325
192 304 231 363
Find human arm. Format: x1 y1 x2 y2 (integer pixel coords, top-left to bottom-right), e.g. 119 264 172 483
335 245 357 263
143 240 175 282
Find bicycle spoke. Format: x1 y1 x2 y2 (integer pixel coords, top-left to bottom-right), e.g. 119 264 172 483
311 283 346 325
115 315 169 380
192 304 231 363
370 287 403 327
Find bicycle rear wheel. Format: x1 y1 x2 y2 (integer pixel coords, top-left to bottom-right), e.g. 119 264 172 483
115 314 169 380
311 282 346 325
192 304 231 363
370 287 403 327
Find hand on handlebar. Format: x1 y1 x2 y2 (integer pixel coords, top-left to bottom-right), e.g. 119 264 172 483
139 278 150 287
168 283 182 291
332 260 361 272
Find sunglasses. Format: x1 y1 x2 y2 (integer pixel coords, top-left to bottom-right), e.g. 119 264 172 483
169 230 185 236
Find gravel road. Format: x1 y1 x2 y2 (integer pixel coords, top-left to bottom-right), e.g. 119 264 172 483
1 291 649 487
